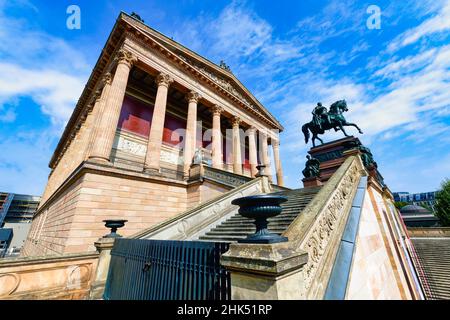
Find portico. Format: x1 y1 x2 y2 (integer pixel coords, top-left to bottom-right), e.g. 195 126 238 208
86 48 284 183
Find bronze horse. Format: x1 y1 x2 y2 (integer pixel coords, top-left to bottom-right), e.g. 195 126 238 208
302 100 363 147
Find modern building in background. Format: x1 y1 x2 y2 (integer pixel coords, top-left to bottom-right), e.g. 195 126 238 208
393 191 438 211
0 192 41 257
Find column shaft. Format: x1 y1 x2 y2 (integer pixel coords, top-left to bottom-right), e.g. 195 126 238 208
89 50 136 163
261 133 273 182
273 140 284 186
86 73 112 160
232 117 242 175
144 73 173 172
184 91 200 175
212 105 223 169
248 128 258 177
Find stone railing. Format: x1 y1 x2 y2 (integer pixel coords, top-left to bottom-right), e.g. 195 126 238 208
283 154 365 299
0 252 99 300
132 176 270 240
189 164 252 188
221 155 366 300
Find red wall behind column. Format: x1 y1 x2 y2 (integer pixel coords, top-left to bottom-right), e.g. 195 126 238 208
117 95 186 148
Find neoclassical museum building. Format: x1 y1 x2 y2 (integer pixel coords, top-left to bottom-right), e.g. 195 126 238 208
23 12 284 256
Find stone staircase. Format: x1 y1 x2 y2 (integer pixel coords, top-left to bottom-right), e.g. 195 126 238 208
411 238 450 300
197 186 322 242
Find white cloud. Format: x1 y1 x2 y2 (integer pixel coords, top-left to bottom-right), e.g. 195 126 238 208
388 1 450 52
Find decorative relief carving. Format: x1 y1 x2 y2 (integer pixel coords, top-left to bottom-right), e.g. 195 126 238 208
0 273 20 296
160 149 183 165
116 136 147 157
300 161 359 291
203 166 251 187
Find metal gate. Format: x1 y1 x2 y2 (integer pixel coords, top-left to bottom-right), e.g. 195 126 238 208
103 238 231 300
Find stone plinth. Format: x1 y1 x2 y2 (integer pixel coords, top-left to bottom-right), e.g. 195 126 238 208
220 242 308 300
308 136 360 183
302 176 323 188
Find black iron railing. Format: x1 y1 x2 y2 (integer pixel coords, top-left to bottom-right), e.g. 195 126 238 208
103 238 231 300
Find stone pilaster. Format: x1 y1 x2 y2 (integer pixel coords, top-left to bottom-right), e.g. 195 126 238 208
89 50 136 163
248 127 258 177
143 72 174 173
232 116 242 175
184 90 201 176
272 140 284 186
211 105 223 169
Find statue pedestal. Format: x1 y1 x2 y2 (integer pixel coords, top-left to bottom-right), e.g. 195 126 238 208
308 136 361 183
302 176 323 188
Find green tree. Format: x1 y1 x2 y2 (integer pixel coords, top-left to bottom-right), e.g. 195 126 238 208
394 201 408 210
435 178 450 226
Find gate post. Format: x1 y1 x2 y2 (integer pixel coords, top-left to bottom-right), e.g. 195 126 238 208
89 237 115 299
220 242 308 299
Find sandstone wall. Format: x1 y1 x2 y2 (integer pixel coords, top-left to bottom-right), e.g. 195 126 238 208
345 186 412 299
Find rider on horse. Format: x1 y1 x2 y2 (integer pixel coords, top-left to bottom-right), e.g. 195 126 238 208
312 102 330 130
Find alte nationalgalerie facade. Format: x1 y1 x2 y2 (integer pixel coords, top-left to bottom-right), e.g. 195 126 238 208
22 12 285 256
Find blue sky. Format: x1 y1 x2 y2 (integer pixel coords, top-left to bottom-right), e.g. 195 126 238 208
0 0 449 195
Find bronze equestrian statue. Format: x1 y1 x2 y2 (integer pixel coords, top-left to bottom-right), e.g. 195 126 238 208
302 100 363 147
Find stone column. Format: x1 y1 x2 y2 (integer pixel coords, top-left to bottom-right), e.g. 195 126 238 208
232 116 242 175
89 49 136 163
260 133 273 183
143 73 174 173
86 73 112 160
184 90 201 176
248 127 258 177
211 105 223 169
272 140 284 186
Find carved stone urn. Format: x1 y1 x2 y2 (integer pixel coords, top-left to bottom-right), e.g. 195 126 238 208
231 194 288 244
103 219 128 238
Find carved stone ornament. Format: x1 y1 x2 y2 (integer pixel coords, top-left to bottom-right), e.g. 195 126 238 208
187 90 201 103
232 116 241 127
156 73 174 88
212 105 224 116
116 49 137 68
102 72 112 85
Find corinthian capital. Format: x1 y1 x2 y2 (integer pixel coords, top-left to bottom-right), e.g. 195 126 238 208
102 72 112 85
232 115 241 127
116 49 137 68
187 90 201 103
247 126 257 135
156 72 174 88
272 139 280 147
212 105 224 116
